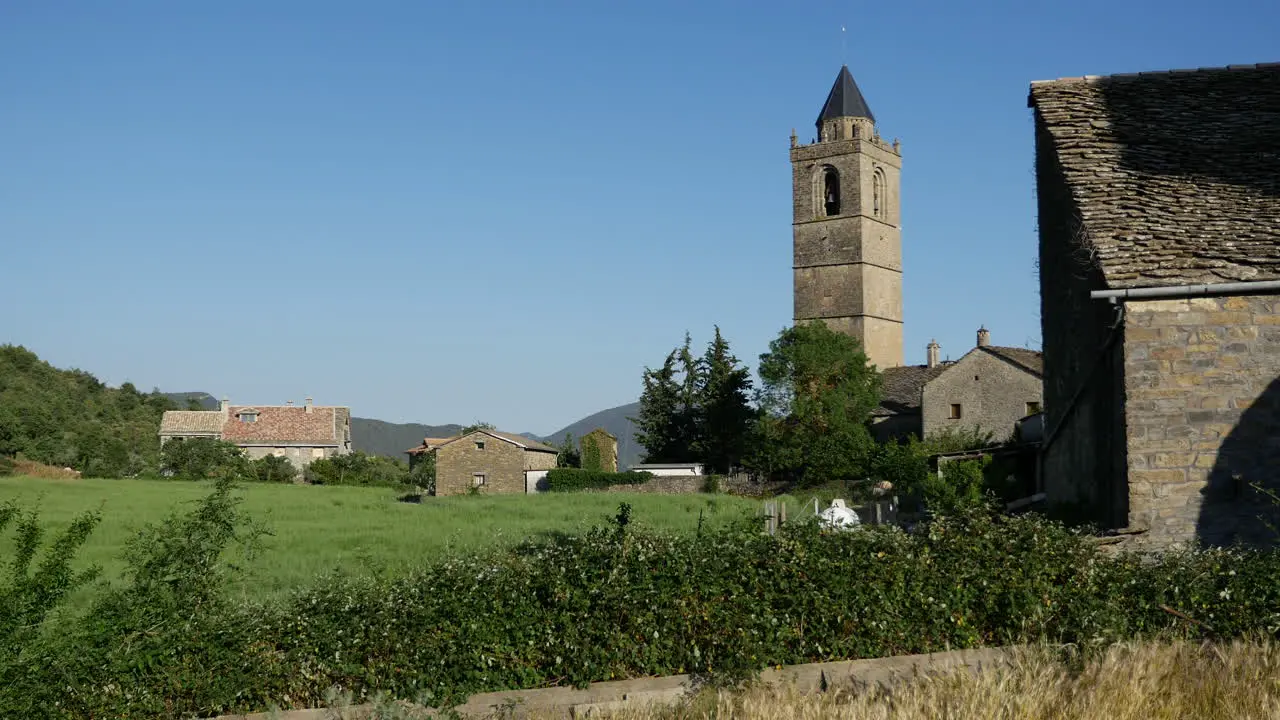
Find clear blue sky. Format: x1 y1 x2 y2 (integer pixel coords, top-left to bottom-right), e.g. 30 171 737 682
2 1 1276 434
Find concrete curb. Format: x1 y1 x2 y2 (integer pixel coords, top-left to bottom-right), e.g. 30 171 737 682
212 646 1016 719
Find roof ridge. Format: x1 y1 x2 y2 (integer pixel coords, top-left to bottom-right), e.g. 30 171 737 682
1030 61 1280 89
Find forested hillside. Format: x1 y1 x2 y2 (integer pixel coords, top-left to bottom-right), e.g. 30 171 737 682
0 345 178 477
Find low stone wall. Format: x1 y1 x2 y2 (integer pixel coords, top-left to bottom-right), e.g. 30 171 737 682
211 646 1016 719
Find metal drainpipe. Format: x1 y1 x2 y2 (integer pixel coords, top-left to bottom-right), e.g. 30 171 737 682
1090 279 1280 301
1041 278 1280 493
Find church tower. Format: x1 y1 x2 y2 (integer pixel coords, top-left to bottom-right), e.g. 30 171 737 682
791 65 903 369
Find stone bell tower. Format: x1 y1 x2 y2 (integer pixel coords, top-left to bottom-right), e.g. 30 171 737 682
791 65 904 369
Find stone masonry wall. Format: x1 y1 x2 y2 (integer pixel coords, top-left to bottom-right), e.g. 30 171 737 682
921 351 1042 441
436 434 525 496
1123 295 1280 548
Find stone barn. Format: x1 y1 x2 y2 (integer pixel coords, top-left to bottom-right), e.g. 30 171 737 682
1029 62 1280 548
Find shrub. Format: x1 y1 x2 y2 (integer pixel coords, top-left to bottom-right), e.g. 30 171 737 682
0 501 100 658
250 454 297 483
9 498 1280 718
922 457 993 514
305 452 410 487
544 468 653 492
161 437 248 479
0 455 14 476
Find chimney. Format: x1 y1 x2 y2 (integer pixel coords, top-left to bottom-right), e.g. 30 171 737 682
219 396 230 414
977 326 991 347
305 396 314 414
926 340 941 368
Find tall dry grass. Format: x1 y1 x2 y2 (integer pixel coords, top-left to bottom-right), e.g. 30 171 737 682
588 639 1280 720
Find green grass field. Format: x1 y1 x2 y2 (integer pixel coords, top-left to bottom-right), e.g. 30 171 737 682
0 477 761 608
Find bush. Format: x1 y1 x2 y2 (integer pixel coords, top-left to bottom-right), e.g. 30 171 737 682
305 452 410 487
0 501 100 659
161 437 247 480
0 455 14 476
250 454 297 483
543 468 653 492
9 496 1280 718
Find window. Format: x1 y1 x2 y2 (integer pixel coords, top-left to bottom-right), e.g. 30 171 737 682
822 167 841 216
1026 401 1042 415
238 412 258 423
472 473 487 487
475 440 485 450
873 168 884 218
949 404 963 420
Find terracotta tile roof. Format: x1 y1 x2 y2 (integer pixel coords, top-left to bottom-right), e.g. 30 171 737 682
159 410 224 435
1029 63 1280 288
221 405 342 445
874 364 949 417
980 346 1043 376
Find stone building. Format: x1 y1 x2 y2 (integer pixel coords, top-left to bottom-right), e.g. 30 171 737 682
413 429 558 496
1029 62 1280 548
872 328 1042 443
792 65 904 370
580 427 618 472
159 397 353 470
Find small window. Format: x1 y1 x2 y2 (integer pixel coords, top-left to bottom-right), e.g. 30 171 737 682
475 440 485 450
873 169 884 218
238 412 258 423
1026 401 1041 415
472 473 487 487
949 404 962 420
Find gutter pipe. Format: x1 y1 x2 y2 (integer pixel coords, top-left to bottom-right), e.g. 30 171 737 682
1090 279 1280 301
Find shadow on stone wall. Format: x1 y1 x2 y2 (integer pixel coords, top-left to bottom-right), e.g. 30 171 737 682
1101 70 1280 197
1198 375 1280 547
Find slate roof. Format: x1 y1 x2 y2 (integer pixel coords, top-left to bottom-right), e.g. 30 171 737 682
431 430 559 454
221 406 343 445
405 437 455 455
874 364 949 417
1029 63 1280 288
486 430 558 453
817 65 875 129
159 411 224 435
981 346 1044 376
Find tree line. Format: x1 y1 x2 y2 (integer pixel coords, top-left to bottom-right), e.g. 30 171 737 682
633 322 997 501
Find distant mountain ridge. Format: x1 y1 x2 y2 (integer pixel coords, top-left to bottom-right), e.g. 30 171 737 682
538 402 643 470
162 392 642 465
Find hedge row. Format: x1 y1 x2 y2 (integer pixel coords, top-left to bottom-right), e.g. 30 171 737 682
6 486 1280 718
543 468 653 492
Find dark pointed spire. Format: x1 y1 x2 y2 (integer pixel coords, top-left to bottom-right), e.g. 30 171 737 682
816 65 875 130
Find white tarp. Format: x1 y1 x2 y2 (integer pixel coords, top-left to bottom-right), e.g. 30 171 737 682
817 498 861 531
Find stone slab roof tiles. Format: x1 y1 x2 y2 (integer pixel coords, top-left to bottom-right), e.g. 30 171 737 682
1029 62 1280 288
874 364 949 417
159 410 224 435
221 405 342 446
981 346 1044 376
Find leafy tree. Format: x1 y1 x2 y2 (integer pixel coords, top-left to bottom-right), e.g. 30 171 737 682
555 433 581 469
749 321 881 486
305 451 410 487
160 438 247 480
694 326 754 474
250 454 297 483
409 451 437 494
461 421 496 434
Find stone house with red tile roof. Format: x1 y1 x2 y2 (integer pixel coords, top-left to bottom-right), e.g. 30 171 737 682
871 327 1042 443
159 397 352 470
1029 62 1280 548
406 429 558 496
